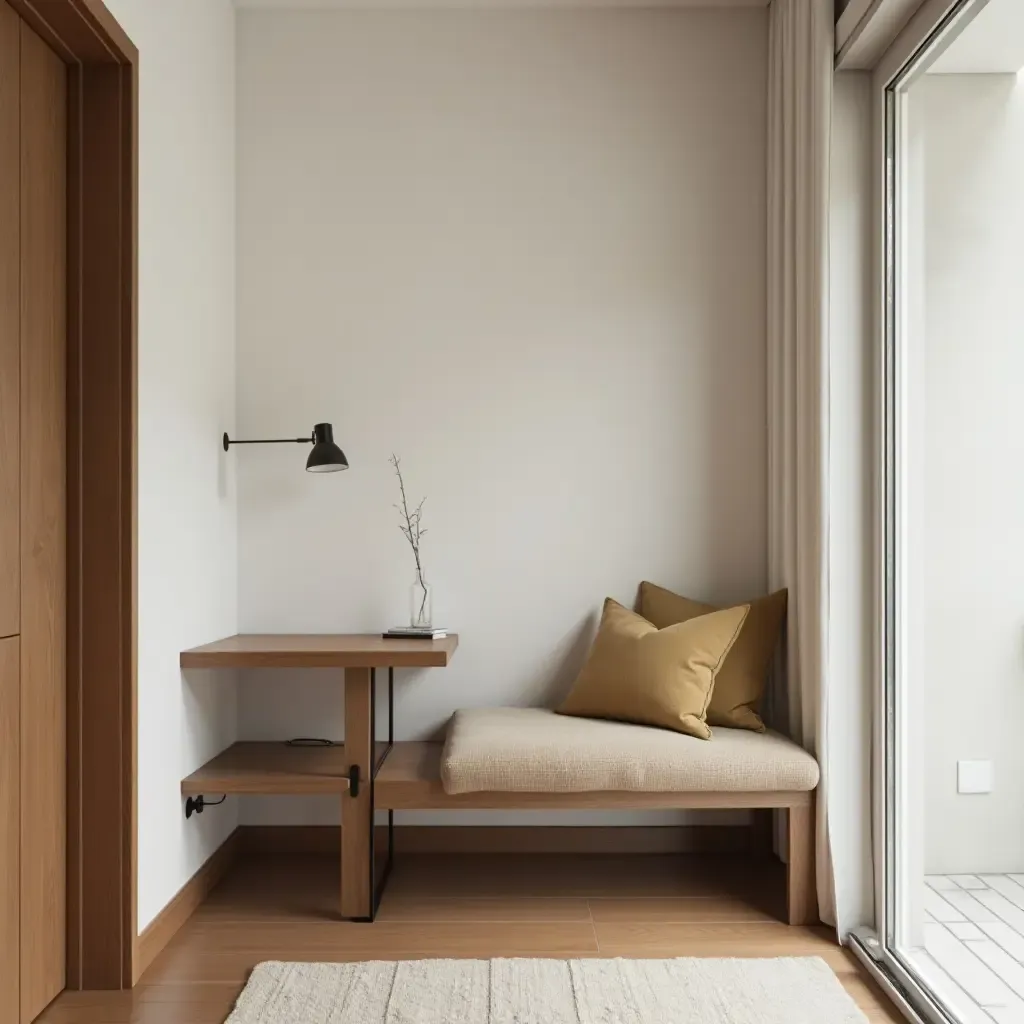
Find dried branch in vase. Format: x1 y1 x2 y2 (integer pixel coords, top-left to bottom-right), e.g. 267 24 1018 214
390 454 431 627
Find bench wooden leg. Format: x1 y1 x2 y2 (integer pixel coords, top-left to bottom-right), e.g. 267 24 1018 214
786 800 817 926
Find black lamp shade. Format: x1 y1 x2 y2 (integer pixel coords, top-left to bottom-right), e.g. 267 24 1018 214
306 422 348 473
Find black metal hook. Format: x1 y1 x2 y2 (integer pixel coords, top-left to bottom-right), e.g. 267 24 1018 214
184 794 227 819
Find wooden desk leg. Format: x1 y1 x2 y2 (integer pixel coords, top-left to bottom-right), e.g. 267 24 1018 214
341 667 372 919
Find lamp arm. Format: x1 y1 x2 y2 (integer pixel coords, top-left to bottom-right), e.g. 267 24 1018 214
222 432 313 451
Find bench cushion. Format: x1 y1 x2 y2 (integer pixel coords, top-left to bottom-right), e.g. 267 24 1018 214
441 708 820 795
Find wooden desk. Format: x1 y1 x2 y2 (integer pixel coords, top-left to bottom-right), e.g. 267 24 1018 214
179 633 458 919
180 633 457 669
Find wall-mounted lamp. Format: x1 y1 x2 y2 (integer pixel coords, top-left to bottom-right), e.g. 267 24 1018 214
222 422 349 473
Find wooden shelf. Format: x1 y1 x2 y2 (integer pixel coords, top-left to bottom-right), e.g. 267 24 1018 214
180 633 458 670
181 741 388 796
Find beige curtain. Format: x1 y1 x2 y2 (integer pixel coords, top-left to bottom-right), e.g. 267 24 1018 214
766 0 841 930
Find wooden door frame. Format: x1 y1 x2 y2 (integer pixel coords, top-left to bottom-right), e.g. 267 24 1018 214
7 0 137 991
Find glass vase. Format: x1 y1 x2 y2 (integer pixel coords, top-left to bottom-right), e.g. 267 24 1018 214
410 573 433 629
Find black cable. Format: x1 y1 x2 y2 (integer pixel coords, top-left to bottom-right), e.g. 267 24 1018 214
203 795 227 806
285 737 336 747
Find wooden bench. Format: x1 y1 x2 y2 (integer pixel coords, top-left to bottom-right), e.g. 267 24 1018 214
178 634 818 926
376 708 820 926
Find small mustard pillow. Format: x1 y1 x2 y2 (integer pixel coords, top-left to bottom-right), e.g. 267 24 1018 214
638 582 787 732
557 598 749 740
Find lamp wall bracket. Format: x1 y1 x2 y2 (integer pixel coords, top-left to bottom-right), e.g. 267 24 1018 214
222 431 312 451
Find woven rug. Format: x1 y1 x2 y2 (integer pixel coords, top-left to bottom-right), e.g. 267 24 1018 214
226 957 868 1023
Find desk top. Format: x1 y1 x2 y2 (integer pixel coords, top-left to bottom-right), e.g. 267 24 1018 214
179 633 458 670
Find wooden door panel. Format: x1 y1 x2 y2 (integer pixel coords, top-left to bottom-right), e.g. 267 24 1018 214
0 636 19 1024
0 0 18 640
19 18 67 1022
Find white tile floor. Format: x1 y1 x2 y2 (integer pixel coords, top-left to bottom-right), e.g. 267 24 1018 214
909 875 1024 1023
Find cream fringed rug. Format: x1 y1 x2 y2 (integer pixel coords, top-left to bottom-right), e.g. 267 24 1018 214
226 957 868 1023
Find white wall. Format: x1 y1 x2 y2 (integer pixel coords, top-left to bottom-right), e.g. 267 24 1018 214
102 0 239 930
909 73 1024 874
236 7 768 826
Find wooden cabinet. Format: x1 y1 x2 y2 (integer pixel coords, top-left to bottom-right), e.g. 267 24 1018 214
19 19 67 1022
0 638 19 1024
0 3 67 1020
0 0 18 642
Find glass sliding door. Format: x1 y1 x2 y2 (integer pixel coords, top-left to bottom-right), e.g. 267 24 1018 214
876 1 1024 1021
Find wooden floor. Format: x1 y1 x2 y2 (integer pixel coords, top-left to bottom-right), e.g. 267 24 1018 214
39 852 901 1023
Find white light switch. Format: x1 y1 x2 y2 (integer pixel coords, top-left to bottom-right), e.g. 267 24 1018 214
958 760 993 794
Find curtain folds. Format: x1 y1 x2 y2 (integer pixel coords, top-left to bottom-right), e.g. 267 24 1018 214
766 0 842 931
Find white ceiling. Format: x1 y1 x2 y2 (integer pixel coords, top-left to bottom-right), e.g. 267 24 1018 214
234 0 766 9
929 0 1024 74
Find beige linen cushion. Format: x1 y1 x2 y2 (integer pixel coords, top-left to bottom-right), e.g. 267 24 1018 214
441 707 820 795
557 598 749 740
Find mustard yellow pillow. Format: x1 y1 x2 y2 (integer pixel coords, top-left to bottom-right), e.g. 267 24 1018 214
638 582 787 732
557 598 749 740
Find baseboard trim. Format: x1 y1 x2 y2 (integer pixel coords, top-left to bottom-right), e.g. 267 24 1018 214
134 828 242 984
240 824 752 856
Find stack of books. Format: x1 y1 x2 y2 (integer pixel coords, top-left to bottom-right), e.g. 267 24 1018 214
382 626 448 640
